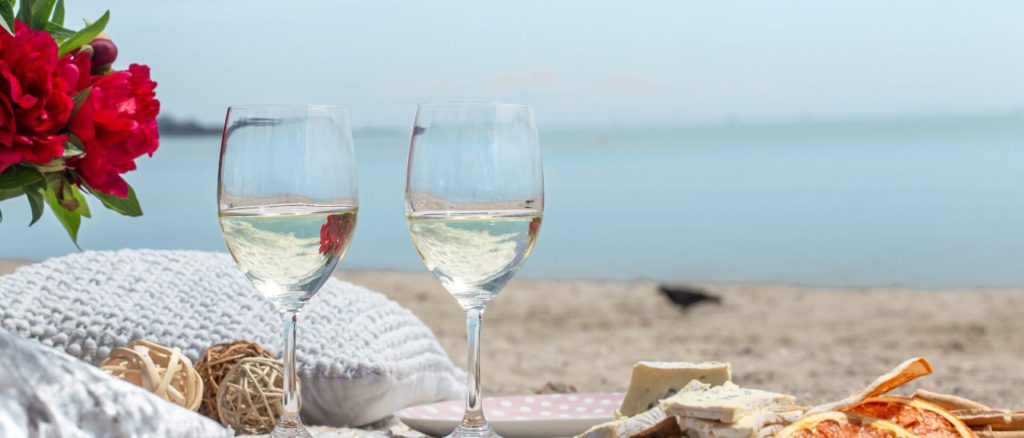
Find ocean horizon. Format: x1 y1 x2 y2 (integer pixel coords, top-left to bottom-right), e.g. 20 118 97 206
1 113 1022 288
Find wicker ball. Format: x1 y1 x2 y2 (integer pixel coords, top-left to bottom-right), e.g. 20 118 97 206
194 340 274 419
216 357 286 434
100 339 203 411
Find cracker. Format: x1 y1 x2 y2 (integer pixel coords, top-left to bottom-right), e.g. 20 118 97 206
993 413 1024 432
952 409 1024 430
976 432 1024 438
912 389 990 411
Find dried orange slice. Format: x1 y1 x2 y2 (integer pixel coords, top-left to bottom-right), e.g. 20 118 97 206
845 397 975 438
807 357 934 415
776 411 917 438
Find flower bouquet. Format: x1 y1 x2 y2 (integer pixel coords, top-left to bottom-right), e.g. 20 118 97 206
0 0 158 246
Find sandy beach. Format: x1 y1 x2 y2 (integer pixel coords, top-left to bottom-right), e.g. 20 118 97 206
3 260 1021 409
340 271 1024 409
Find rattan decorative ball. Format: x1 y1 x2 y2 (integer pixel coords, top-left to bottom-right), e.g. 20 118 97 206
216 357 285 434
194 340 274 419
100 339 203 411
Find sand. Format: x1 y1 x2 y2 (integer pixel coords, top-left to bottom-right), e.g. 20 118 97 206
2 260 1021 409
339 270 1024 409
0 259 29 275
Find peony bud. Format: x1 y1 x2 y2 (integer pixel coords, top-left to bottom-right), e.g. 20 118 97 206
89 36 118 74
60 196 80 212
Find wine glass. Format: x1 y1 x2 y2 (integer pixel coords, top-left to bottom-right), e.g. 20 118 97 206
405 103 543 438
218 105 358 438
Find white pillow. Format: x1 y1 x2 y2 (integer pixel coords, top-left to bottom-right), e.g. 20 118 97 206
0 249 465 426
0 328 232 437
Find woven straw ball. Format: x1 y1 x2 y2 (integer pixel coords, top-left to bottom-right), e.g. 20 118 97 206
100 339 203 411
216 357 286 434
194 340 274 420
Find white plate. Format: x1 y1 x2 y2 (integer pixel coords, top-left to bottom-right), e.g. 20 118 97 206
395 392 624 438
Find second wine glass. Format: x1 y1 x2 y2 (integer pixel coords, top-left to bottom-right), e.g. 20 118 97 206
405 103 543 438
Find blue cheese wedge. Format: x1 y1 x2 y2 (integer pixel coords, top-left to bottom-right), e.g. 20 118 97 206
576 406 678 438
617 361 732 417
661 382 796 423
678 408 805 438
579 381 709 438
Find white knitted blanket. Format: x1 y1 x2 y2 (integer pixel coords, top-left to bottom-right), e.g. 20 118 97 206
0 328 232 437
0 249 465 426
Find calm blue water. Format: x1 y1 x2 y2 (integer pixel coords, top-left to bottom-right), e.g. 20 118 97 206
2 115 1023 288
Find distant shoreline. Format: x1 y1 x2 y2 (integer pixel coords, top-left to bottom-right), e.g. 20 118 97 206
157 116 221 137
157 111 1024 138
157 116 409 138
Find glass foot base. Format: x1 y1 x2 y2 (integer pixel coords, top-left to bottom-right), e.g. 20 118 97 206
446 423 502 438
271 416 312 438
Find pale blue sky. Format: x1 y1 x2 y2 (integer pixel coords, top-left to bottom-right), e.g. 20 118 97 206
65 1 1024 128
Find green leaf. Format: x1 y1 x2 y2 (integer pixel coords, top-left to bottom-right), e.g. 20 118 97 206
67 132 85 149
92 184 142 217
33 159 65 173
17 0 54 31
44 185 81 248
16 0 29 23
44 22 75 40
0 187 21 202
0 1 13 36
71 86 91 117
25 183 44 225
57 10 108 57
52 0 63 26
0 166 45 191
28 0 55 30
65 183 89 218
63 138 84 158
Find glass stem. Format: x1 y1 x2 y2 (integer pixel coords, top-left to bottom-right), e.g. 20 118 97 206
281 310 301 422
461 307 486 429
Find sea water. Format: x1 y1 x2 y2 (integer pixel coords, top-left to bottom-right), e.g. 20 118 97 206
1 114 1022 288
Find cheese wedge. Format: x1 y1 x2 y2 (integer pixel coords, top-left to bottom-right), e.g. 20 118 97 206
577 407 680 438
618 361 732 417
678 409 805 438
661 382 797 423
580 381 709 438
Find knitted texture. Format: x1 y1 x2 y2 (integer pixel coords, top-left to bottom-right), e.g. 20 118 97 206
0 249 465 426
0 328 232 437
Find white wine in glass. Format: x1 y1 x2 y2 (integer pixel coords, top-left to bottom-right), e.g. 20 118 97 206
406 103 543 438
218 105 358 438
221 205 357 306
408 210 540 309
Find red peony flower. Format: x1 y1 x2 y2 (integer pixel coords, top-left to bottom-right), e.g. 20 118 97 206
0 6 160 244
0 21 86 173
69 63 159 197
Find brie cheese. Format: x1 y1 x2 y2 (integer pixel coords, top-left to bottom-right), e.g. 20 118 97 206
618 361 732 417
661 382 797 423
